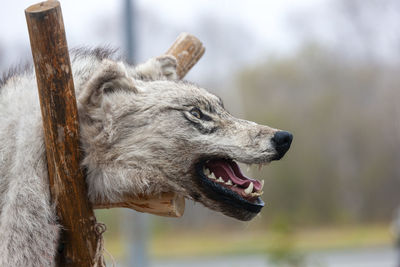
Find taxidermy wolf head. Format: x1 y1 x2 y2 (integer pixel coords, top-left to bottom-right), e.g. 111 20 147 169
77 50 292 221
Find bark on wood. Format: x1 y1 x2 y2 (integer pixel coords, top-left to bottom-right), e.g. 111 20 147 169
94 33 205 216
25 1 99 266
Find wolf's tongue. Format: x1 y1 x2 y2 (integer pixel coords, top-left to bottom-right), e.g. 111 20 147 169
205 159 262 191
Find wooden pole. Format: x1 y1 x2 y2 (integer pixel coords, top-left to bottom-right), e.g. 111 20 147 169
25 1 99 266
93 33 205 216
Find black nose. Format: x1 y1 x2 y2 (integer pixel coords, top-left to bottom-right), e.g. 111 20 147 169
272 131 293 160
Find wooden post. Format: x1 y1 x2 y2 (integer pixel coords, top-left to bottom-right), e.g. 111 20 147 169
25 1 99 266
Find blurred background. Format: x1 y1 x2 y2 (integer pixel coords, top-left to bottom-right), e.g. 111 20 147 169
1 0 400 266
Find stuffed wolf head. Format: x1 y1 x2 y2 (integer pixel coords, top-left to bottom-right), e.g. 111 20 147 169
78 55 292 221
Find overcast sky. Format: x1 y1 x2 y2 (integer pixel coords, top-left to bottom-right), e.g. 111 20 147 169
0 0 329 73
1 0 398 83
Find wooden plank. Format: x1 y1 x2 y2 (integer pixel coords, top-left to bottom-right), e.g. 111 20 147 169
25 1 100 266
93 33 205 216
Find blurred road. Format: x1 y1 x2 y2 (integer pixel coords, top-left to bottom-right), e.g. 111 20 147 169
308 247 396 267
148 247 397 267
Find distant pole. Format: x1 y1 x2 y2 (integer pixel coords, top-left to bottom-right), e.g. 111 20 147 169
393 207 400 267
124 0 135 64
123 1 150 267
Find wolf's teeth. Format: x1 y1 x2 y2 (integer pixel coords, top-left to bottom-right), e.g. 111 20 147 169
244 182 254 195
250 191 263 197
209 172 216 180
204 168 210 176
217 177 224 183
260 180 264 190
225 180 233 185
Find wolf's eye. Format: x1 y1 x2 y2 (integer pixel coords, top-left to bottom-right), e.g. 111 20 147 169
190 107 203 119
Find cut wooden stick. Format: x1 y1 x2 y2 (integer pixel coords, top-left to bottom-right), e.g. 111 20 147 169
94 192 185 217
25 1 100 266
166 32 205 79
93 33 205 217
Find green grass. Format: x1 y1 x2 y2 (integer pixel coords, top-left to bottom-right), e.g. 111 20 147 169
101 223 394 260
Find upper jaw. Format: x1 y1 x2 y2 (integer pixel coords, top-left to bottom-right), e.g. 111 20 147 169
215 151 278 165
235 155 276 165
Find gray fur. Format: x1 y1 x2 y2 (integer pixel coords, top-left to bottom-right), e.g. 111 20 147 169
0 49 284 266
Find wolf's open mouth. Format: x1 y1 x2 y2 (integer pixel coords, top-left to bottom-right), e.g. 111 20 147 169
196 159 265 215
203 159 264 199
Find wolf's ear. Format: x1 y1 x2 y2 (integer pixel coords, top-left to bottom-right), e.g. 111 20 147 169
79 60 137 108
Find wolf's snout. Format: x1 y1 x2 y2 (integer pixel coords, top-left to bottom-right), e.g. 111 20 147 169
272 131 293 159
